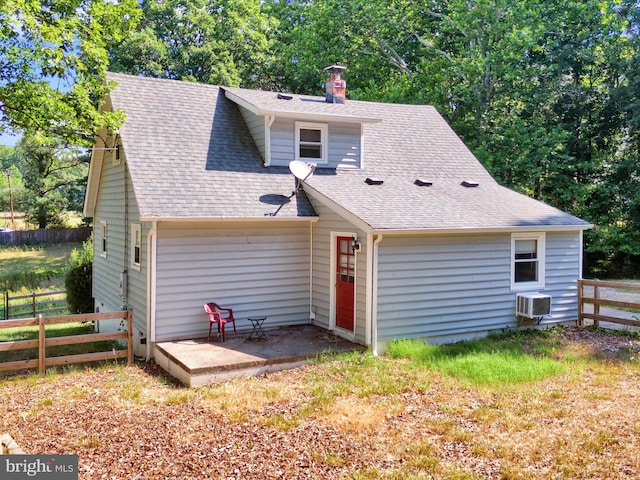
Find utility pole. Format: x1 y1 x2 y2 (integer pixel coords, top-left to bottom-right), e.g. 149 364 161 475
6 170 15 230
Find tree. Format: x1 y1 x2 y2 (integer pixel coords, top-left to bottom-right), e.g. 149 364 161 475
65 236 93 314
0 147 24 218
17 135 89 228
0 0 140 145
108 0 276 88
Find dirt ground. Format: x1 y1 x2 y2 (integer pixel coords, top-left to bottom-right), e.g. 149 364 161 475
1 326 639 479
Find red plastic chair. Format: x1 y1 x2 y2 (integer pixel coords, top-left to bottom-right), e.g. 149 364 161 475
204 303 237 342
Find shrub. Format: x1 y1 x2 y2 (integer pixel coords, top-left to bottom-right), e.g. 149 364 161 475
65 236 93 314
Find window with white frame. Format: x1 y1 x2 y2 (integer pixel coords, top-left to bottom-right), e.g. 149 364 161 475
131 224 141 270
100 221 108 258
511 232 545 290
295 122 328 163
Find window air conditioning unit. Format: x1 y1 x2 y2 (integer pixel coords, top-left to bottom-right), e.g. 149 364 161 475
516 293 551 319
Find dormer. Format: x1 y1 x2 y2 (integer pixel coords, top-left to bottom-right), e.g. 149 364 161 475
223 66 381 170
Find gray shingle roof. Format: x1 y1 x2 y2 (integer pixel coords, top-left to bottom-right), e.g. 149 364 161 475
105 72 316 219
103 73 590 231
224 87 590 231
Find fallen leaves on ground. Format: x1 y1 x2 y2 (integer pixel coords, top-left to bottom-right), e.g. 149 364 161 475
1 327 639 479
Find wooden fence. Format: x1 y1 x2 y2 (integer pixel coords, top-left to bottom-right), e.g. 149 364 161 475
0 226 92 246
578 279 640 328
3 290 67 320
0 310 133 374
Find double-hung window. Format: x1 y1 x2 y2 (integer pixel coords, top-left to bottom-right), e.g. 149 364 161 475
100 221 108 258
295 122 327 164
131 224 141 270
511 232 545 290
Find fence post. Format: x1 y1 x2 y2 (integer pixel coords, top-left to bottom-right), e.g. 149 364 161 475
32 292 36 318
577 280 583 327
3 291 7 320
593 282 600 328
38 314 45 375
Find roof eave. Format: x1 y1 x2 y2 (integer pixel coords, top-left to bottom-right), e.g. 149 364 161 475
83 131 107 217
138 215 319 223
370 224 594 236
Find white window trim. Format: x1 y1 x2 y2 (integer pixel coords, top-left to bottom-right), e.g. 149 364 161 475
295 121 328 164
131 223 141 271
100 221 107 258
510 232 546 291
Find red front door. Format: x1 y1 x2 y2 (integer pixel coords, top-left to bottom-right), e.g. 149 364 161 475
336 236 355 331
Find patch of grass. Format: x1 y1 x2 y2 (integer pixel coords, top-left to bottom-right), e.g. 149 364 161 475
386 329 566 385
306 350 429 399
0 243 80 291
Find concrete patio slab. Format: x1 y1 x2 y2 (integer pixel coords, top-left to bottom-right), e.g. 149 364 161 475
154 325 365 387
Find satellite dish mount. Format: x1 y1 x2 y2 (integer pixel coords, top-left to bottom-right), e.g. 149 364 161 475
289 160 316 196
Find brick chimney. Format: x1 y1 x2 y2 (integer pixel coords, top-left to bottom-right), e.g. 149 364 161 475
324 65 346 104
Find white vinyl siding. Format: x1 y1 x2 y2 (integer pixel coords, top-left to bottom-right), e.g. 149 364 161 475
375 231 582 345
92 154 147 354
270 118 361 169
93 155 126 313
153 222 311 341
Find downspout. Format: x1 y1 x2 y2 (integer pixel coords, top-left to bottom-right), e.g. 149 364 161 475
578 230 584 279
365 232 373 347
309 221 314 323
371 234 383 356
145 220 158 360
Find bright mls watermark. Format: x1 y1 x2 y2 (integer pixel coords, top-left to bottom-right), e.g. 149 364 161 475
1 455 78 479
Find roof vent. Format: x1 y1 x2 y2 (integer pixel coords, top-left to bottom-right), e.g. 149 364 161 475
365 177 384 185
324 65 347 104
461 180 479 188
415 179 433 187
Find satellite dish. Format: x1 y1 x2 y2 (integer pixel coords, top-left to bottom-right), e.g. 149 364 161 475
289 160 316 182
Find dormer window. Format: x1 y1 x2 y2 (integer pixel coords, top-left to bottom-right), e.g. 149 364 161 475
295 122 327 164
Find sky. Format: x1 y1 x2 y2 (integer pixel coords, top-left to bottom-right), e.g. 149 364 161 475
0 132 19 147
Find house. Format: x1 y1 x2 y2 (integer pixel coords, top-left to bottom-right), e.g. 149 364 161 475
83 70 592 360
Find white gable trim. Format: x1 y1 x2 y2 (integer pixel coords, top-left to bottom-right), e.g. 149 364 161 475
223 89 382 124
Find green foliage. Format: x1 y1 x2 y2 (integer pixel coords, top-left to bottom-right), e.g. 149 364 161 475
64 237 93 314
387 329 566 385
0 0 140 144
69 236 94 268
16 135 89 228
108 0 276 88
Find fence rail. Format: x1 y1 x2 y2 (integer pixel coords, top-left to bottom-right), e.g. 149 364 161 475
4 290 67 320
578 279 640 328
0 310 133 374
0 226 91 246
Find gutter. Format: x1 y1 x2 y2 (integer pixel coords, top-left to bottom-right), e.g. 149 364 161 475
367 225 594 235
